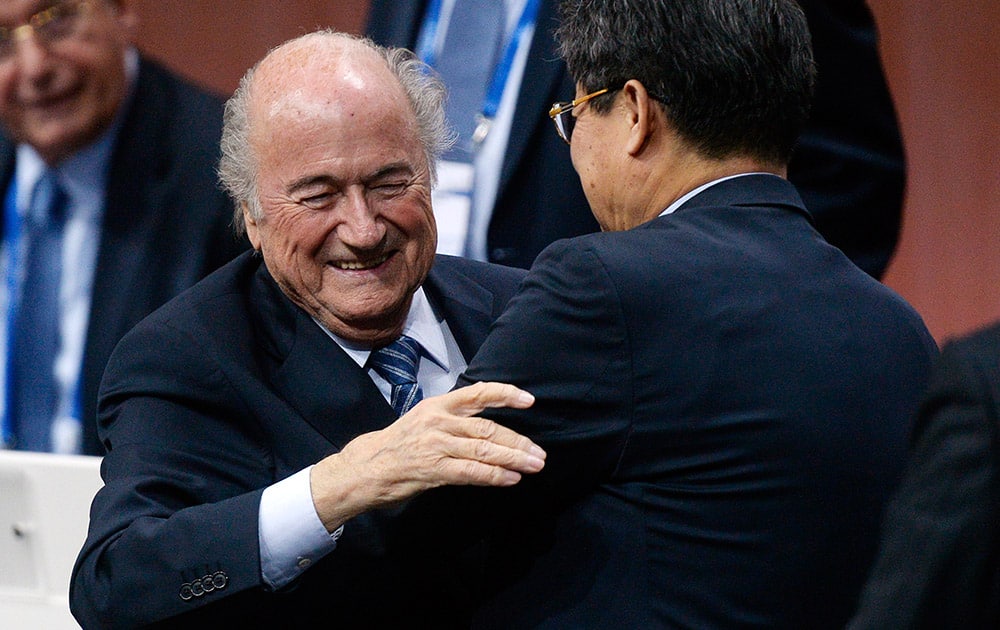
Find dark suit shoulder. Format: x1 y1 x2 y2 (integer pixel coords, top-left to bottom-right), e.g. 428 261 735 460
114 56 226 183
430 254 526 304
364 0 427 46
120 251 260 336
941 322 1000 364
923 322 1000 428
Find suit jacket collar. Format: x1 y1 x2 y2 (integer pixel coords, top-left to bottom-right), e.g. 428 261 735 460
260 255 502 450
669 173 814 223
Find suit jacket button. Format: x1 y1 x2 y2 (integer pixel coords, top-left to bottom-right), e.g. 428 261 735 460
200 574 215 593
212 571 228 590
179 583 194 601
190 578 205 597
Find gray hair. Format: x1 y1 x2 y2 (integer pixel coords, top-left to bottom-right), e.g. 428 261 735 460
218 30 454 235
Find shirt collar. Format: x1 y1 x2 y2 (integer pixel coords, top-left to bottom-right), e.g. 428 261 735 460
315 287 451 372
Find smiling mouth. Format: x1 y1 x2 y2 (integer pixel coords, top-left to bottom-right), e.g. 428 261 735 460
331 252 392 271
23 82 82 110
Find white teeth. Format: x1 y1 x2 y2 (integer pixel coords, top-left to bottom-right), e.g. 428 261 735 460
333 253 390 270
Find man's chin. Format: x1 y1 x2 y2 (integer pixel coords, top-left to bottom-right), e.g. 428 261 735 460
22 115 107 163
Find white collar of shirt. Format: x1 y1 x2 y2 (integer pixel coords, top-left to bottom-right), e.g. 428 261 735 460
658 172 779 217
314 287 451 374
15 125 116 219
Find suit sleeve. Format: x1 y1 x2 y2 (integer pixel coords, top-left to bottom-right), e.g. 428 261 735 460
847 337 1000 630
69 319 274 629
460 239 633 494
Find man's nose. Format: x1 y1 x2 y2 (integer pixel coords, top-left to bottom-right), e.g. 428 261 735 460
10 29 55 79
336 188 386 248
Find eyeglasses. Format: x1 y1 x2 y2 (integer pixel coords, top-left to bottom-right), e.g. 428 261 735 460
548 87 611 144
0 1 94 60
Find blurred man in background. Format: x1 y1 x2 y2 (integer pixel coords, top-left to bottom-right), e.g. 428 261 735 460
0 0 245 455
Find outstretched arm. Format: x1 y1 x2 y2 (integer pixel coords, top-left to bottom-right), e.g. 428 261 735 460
310 382 544 531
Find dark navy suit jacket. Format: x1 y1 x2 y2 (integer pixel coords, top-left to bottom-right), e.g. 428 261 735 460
70 252 526 628
460 175 938 628
0 57 246 455
366 0 906 277
849 322 1000 630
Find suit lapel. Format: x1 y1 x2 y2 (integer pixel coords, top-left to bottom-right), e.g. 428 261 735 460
262 275 397 450
88 59 172 371
0 140 15 243
274 317 397 450
423 258 500 361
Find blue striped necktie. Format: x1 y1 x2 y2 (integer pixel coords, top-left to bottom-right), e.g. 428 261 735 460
369 335 424 416
10 170 67 451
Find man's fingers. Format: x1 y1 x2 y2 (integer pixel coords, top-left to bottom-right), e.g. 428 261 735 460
459 416 546 462
422 416 544 475
408 381 547 463
443 381 535 416
465 435 546 474
444 459 524 487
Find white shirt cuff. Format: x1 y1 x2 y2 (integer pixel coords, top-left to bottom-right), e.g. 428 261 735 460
259 465 343 590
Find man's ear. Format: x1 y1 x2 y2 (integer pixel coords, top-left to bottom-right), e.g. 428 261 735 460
622 79 657 156
243 202 262 252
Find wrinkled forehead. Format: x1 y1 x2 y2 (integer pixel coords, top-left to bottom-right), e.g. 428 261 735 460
247 36 425 168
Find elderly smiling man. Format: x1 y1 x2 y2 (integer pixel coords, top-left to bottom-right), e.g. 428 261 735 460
70 31 544 628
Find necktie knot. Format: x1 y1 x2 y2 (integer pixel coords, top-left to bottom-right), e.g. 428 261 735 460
29 170 67 227
369 335 424 416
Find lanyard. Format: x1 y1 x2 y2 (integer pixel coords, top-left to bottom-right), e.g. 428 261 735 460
416 0 542 145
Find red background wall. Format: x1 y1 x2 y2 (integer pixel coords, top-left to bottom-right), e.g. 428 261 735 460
132 0 1000 345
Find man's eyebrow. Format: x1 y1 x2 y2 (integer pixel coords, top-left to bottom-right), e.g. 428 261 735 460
365 163 415 181
286 174 338 195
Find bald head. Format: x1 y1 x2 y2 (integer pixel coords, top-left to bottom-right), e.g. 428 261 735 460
251 34 396 138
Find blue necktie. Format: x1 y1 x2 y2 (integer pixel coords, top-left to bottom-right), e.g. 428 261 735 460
9 170 67 452
435 0 506 160
369 335 424 416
